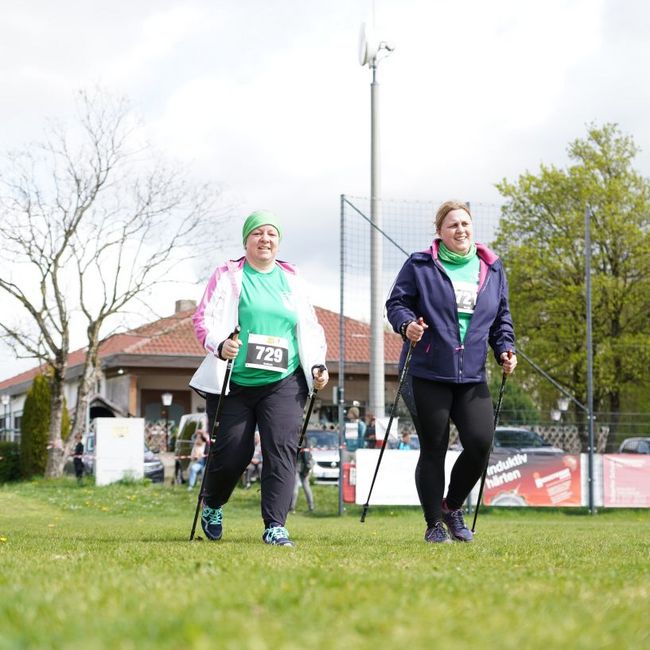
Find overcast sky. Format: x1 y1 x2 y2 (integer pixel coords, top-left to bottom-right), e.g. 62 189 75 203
2 0 650 381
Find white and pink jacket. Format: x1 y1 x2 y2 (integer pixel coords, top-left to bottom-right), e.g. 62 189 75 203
189 257 327 395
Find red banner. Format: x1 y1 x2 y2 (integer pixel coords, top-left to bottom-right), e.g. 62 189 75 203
482 452 581 507
603 454 650 507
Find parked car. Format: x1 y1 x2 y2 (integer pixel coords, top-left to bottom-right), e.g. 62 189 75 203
450 427 564 454
64 433 165 482
306 429 340 484
618 437 650 454
142 445 165 482
493 427 564 454
174 412 209 484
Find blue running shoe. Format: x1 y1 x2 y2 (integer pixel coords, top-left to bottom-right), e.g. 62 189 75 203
201 505 223 541
262 526 295 547
424 522 451 544
442 499 473 542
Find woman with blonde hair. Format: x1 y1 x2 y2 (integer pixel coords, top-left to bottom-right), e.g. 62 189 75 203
386 200 517 543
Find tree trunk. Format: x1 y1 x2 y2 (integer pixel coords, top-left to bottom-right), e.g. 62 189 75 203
45 365 67 478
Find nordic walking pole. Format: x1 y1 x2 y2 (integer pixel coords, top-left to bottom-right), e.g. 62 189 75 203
471 350 512 533
296 365 327 459
361 318 424 523
189 326 240 541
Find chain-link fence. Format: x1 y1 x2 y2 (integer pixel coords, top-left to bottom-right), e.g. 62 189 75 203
340 196 502 324
338 195 648 454
337 195 502 437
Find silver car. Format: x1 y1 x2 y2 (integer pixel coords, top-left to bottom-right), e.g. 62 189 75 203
306 430 340 484
618 437 650 454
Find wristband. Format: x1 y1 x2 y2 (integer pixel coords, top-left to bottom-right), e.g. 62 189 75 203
399 320 414 341
217 341 225 360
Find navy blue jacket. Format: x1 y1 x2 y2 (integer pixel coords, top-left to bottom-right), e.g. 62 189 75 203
386 240 516 384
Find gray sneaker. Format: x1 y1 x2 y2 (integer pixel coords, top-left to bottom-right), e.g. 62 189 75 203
442 499 473 542
424 522 451 544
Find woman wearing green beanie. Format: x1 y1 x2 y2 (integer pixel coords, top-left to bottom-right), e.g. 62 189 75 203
190 210 329 547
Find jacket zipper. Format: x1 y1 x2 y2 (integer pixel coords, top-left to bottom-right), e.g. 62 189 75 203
438 259 467 381
464 265 492 341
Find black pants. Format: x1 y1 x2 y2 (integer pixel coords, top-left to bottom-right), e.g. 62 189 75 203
203 369 308 528
411 377 494 527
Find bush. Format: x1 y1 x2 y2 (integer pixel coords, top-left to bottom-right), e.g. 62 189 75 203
20 375 51 478
0 441 21 482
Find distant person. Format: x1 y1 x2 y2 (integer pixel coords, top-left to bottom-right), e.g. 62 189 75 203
189 210 329 546
398 430 413 450
187 430 208 490
364 415 377 448
386 199 517 544
73 434 84 483
290 448 315 513
347 406 366 449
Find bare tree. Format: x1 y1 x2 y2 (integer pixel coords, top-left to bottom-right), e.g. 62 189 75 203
0 89 229 477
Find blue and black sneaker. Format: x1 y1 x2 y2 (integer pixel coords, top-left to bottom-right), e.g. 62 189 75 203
262 525 295 547
424 522 451 544
201 505 223 541
442 499 473 542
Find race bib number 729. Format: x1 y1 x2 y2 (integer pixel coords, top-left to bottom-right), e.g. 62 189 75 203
245 333 289 372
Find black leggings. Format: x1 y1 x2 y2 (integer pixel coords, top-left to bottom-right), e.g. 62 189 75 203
411 377 494 527
203 369 308 528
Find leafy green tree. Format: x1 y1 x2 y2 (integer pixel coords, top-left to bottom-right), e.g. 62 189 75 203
494 124 650 434
488 372 540 425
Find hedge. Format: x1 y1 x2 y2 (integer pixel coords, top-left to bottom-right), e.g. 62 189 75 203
0 441 21 483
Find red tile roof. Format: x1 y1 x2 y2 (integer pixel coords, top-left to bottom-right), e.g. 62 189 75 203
0 307 403 390
314 307 403 364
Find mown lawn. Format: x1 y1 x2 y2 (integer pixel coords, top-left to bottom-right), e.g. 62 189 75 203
0 479 648 650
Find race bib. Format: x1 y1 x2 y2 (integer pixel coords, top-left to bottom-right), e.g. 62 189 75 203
245 334 289 372
453 280 478 314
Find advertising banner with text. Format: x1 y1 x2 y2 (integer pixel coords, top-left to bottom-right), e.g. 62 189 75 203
481 452 582 507
602 454 650 507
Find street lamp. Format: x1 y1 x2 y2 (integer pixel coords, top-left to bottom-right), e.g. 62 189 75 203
551 396 570 422
1 394 9 441
161 392 173 451
359 21 394 421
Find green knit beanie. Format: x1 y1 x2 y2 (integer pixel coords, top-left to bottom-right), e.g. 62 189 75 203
242 210 283 246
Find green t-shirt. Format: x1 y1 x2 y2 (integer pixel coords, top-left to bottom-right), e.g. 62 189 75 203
439 254 480 343
232 262 300 386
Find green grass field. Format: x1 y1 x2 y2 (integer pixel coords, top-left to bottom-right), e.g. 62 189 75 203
1 479 648 650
